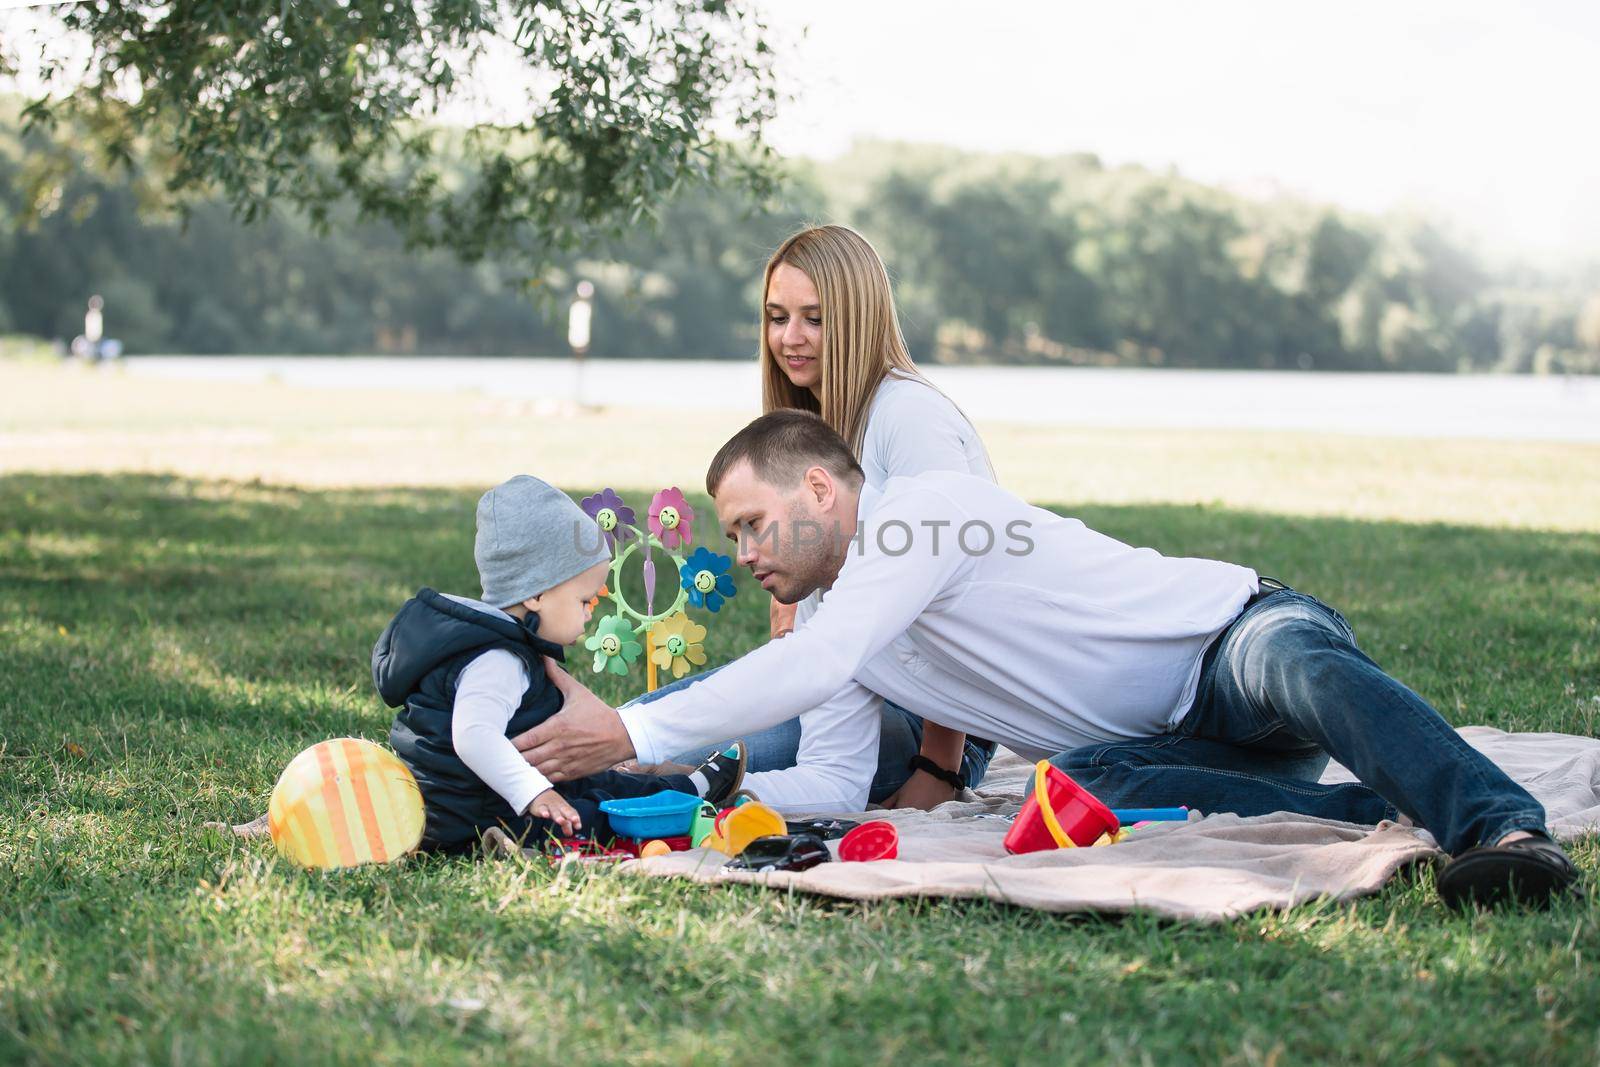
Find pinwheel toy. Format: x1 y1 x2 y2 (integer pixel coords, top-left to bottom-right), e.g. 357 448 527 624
648 486 694 550
579 487 737 690
650 612 709 680
680 546 737 612
585 615 643 677
580 489 635 551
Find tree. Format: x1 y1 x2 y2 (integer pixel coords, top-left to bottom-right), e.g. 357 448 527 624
6 0 782 267
6 106 1594 372
861 168 1110 361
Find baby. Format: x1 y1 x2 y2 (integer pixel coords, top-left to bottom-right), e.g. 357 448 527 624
372 474 745 853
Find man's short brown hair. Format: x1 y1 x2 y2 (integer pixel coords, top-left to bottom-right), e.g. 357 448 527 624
705 410 866 496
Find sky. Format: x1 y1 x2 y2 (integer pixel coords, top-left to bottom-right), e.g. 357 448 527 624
756 0 1600 261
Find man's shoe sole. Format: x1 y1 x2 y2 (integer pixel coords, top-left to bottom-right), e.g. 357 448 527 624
1436 843 1579 909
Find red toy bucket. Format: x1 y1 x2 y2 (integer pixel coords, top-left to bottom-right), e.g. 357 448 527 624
1003 761 1121 854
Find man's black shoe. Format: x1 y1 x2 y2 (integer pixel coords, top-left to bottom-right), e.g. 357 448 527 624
1436 834 1579 910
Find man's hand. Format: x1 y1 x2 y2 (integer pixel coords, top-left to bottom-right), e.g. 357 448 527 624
527 787 582 837
511 657 636 781
882 769 959 811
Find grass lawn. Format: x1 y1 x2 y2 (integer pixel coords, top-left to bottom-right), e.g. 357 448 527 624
3 359 1600 1064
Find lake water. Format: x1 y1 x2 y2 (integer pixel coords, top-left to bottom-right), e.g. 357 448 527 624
125 356 1600 443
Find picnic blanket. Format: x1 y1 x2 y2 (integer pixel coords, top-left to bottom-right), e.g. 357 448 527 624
624 727 1600 921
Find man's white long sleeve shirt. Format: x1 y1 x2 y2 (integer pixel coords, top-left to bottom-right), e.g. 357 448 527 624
619 471 1257 810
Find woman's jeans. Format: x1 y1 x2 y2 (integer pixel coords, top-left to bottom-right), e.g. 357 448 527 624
1051 588 1547 855
623 667 996 805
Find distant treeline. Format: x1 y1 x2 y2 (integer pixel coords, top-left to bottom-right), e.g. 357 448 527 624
3 109 1597 372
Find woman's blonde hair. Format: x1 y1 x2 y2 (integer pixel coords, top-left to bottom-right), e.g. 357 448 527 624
759 224 921 455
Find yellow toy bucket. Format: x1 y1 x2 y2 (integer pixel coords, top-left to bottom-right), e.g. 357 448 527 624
704 801 786 857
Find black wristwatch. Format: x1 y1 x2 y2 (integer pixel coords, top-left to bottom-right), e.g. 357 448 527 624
908 754 963 790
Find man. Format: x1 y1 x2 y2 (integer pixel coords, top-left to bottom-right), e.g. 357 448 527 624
522 411 1577 908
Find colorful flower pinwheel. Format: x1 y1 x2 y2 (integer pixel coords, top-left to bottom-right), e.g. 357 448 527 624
680 546 737 612
580 488 636 551
649 612 708 680
648 487 695 550
580 482 729 688
585 615 642 676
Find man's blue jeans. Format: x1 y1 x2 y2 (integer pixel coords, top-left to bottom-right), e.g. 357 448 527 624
623 667 996 805
1052 589 1548 855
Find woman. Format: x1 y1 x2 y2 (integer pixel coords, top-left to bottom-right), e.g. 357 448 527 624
644 224 999 809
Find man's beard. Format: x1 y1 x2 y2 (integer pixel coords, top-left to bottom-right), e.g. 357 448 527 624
767 499 840 604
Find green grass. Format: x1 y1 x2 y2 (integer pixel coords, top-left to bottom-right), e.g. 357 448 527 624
4 471 1600 1065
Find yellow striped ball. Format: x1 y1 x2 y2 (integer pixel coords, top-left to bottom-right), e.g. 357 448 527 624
267 738 425 869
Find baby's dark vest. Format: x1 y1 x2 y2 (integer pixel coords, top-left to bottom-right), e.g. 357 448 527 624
375 589 566 849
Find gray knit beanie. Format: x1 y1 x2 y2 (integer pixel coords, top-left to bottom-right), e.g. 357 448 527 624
475 475 611 608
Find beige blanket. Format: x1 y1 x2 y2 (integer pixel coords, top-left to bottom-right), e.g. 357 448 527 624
624 727 1600 921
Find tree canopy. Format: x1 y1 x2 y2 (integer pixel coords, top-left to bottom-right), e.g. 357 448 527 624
5 111 1595 374
5 0 781 265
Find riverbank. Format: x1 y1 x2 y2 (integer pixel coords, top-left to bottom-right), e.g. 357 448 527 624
116 354 1600 443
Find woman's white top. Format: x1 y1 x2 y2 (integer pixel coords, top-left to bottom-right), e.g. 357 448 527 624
856 372 994 488
794 374 993 628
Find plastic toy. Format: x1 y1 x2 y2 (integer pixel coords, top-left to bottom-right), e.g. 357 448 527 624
613 835 693 856
268 738 425 870
580 487 738 691
650 613 708 680
680 546 736 612
785 817 860 841
710 798 756 837
690 801 719 847
585 616 642 677
724 833 832 873
544 837 636 863
598 790 703 839
639 839 672 858
1003 761 1120 854
837 820 900 862
648 487 695 549
705 800 786 856
1110 807 1189 823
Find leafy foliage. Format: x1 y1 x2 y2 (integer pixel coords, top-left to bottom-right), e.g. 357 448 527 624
8 0 781 263
2 100 1596 370
854 147 1599 373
